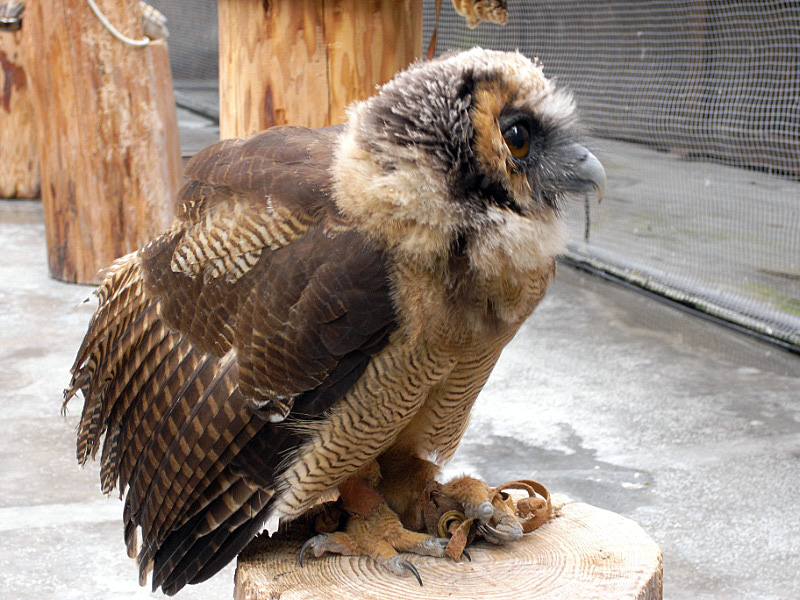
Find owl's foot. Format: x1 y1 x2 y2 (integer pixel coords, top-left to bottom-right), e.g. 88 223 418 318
438 475 524 544
299 502 451 585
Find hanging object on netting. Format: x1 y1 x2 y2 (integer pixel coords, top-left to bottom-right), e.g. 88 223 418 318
1 1 167 39
428 0 509 60
452 0 508 29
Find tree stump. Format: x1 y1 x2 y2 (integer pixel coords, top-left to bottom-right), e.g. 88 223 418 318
218 0 423 138
21 0 181 283
0 19 39 198
234 495 663 600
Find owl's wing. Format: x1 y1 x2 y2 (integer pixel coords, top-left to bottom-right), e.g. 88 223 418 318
64 126 397 594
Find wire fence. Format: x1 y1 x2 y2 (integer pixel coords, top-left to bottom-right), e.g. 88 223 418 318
148 0 219 119
155 0 800 351
425 0 800 351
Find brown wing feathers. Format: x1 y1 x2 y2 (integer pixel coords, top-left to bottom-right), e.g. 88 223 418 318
148 224 396 593
136 351 240 533
66 256 152 464
97 319 178 493
64 126 398 595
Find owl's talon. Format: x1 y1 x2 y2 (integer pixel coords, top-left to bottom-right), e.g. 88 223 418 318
417 535 449 557
439 474 526 546
298 538 311 566
298 535 318 566
298 532 355 566
387 556 423 586
478 521 523 545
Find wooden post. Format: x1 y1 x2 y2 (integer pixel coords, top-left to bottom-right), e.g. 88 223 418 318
21 0 181 283
218 0 423 139
234 496 663 600
0 22 39 198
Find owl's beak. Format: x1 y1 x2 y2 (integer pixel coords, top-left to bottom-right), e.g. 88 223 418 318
570 146 606 202
544 144 606 202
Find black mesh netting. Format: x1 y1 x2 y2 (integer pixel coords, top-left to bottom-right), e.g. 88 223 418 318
148 0 219 119
426 0 800 350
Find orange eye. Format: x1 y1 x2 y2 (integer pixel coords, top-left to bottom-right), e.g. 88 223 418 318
503 123 530 159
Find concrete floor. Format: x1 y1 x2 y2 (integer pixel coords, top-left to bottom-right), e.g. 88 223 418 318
1 107 798 599
561 136 800 348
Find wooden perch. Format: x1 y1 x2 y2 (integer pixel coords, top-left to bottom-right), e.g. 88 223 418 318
234 495 663 600
218 0 423 139
21 0 181 283
0 14 39 198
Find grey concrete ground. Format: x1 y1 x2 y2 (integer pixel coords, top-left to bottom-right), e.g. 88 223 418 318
1 106 799 599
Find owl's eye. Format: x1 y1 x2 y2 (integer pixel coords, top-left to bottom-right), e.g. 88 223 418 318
503 123 531 159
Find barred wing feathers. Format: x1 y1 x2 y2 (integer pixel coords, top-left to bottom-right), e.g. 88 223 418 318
64 126 397 595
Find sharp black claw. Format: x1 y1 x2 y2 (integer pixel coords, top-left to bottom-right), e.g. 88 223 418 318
401 559 423 586
477 523 498 537
462 548 471 562
477 522 522 544
298 536 317 567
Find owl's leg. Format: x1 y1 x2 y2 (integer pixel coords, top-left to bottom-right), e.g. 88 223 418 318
378 451 523 545
437 474 524 544
299 461 451 584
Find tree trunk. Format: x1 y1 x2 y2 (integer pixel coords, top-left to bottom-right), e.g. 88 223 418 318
218 0 423 139
21 0 181 283
0 23 39 198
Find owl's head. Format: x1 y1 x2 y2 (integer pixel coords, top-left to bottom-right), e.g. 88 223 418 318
334 48 605 273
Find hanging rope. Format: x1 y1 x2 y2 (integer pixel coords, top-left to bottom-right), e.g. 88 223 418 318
86 0 149 47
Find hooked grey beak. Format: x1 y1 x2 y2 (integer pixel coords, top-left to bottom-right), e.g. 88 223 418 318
544 144 607 202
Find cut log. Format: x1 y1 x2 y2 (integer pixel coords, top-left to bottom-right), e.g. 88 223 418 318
21 0 181 283
218 0 328 136
0 24 39 198
234 495 663 600
322 0 423 126
218 0 422 139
